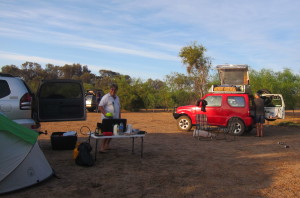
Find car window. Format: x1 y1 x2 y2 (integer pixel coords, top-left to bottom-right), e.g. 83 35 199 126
0 80 11 98
39 82 83 99
227 96 245 107
37 80 86 122
265 95 283 107
205 96 222 107
86 95 94 100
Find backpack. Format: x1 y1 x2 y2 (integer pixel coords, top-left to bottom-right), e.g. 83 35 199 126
75 142 94 166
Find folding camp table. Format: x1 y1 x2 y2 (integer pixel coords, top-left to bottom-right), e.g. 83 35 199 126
90 133 146 161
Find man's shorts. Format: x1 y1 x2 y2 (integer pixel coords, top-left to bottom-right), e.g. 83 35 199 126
255 115 265 124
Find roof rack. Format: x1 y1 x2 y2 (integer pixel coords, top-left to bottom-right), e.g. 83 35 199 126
216 64 248 69
208 85 252 94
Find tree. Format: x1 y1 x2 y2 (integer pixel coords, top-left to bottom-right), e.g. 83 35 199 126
157 83 174 110
99 70 120 78
60 64 83 79
276 69 300 109
82 65 90 73
249 68 300 110
165 72 194 92
116 77 144 111
140 79 160 111
20 62 46 91
1 65 21 76
165 72 197 106
179 41 212 97
21 62 44 81
45 64 60 79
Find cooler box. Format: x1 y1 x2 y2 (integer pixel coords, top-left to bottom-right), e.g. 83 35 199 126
51 132 77 150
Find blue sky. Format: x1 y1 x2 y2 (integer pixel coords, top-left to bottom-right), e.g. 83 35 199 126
0 0 299 80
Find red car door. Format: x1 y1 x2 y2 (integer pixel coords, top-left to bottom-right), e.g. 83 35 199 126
202 95 224 126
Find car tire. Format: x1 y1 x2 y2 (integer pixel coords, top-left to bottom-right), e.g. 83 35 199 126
227 118 245 136
177 115 192 131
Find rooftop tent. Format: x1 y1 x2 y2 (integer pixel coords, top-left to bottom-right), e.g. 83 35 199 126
216 64 249 85
0 114 53 194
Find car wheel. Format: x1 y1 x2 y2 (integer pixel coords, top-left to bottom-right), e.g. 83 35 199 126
177 116 192 131
227 118 245 136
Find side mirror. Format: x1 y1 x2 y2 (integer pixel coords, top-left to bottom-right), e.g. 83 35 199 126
195 99 201 106
196 99 207 112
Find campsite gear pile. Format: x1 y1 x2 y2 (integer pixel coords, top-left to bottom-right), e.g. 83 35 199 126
49 128 94 166
96 119 141 136
74 142 94 166
74 121 145 166
193 114 236 141
0 114 53 194
73 126 95 167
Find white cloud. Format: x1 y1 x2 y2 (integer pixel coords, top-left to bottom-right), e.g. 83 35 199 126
78 41 179 61
0 51 72 66
0 0 299 79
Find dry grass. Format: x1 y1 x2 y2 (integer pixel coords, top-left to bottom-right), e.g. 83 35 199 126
2 110 300 198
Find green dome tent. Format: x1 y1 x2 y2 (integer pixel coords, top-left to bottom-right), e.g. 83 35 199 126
0 114 53 194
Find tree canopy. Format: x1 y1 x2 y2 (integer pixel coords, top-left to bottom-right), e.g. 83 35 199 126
250 68 300 109
179 41 212 97
1 52 299 111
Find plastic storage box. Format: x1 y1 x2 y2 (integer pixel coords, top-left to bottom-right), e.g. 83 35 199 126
51 132 77 150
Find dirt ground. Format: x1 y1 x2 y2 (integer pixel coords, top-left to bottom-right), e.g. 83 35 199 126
3 111 300 198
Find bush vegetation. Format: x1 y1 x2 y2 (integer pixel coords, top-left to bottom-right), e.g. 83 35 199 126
1 62 299 111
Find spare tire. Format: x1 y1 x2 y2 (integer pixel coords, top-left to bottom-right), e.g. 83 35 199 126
257 89 271 95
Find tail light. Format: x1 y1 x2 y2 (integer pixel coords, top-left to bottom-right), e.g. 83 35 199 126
20 93 32 110
31 122 41 130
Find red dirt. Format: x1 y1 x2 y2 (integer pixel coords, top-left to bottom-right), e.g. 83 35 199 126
2 111 300 198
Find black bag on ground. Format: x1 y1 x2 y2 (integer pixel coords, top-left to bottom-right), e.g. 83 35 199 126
75 142 94 166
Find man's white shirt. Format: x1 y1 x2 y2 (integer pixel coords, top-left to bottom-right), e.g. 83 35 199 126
99 93 120 120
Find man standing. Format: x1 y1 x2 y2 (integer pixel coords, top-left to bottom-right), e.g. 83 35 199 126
254 93 265 137
98 84 121 152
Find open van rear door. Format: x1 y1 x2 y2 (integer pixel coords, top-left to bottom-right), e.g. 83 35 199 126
36 79 86 122
262 94 285 121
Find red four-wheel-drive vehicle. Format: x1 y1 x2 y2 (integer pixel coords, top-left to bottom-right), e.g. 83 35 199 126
173 65 285 135
173 93 254 135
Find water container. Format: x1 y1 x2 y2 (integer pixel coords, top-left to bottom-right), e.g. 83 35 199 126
126 124 132 133
113 124 118 136
119 123 124 133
